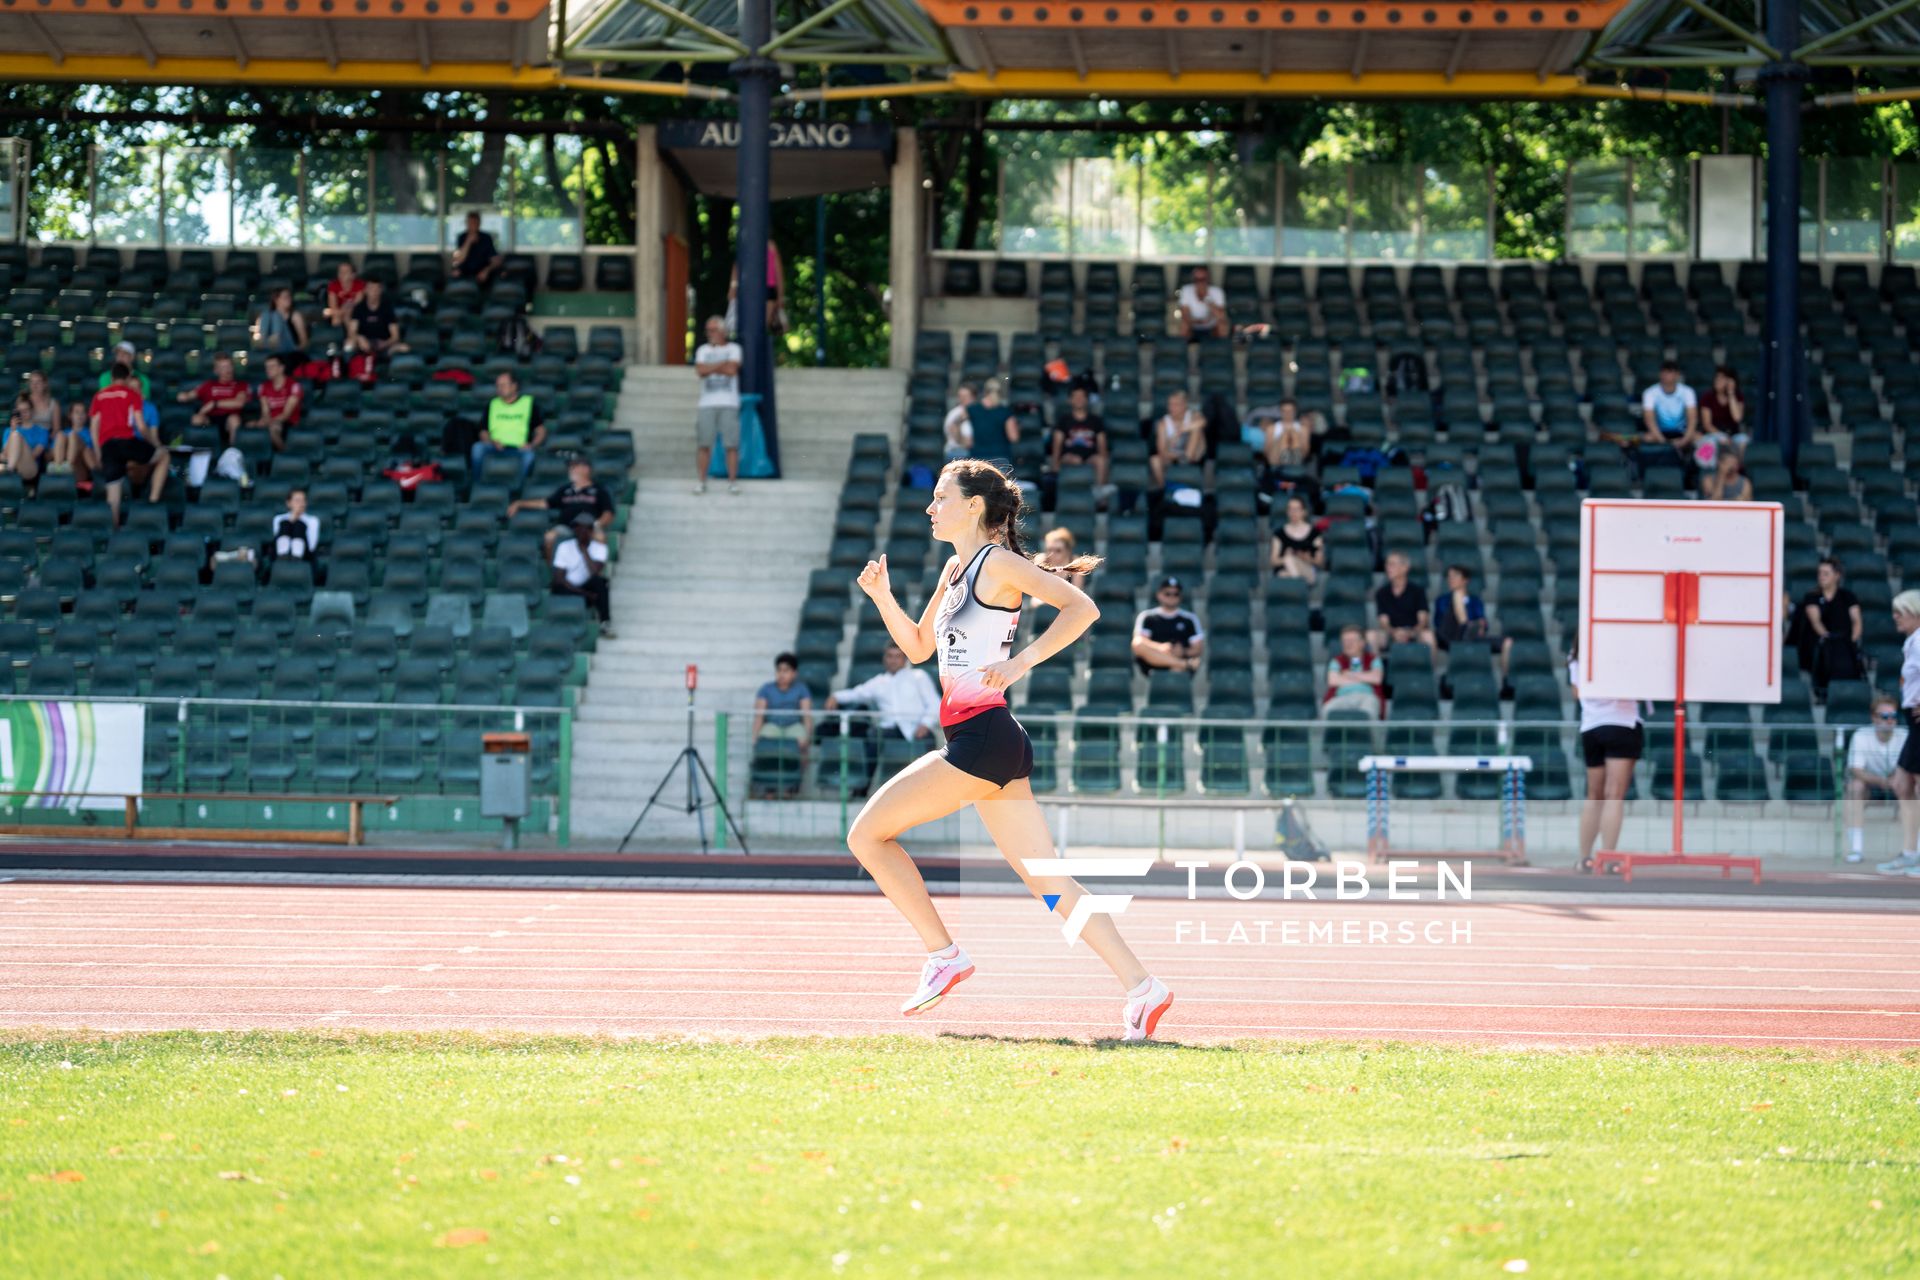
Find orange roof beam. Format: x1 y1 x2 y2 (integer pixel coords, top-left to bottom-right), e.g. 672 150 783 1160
918 0 1633 33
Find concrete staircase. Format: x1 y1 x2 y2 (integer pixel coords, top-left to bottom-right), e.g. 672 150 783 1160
567 365 906 841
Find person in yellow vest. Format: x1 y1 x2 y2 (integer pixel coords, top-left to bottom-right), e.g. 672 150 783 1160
471 370 545 483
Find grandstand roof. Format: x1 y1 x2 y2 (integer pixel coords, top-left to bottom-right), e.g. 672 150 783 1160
6 0 1894 101
1595 0 1920 70
921 0 1634 98
0 0 552 88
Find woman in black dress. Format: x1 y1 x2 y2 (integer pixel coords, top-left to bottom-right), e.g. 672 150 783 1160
1269 494 1323 583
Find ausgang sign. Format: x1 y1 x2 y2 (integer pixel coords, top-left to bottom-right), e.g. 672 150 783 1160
659 119 892 153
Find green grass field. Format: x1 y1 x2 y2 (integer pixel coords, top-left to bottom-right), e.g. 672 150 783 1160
1 1032 1915 1278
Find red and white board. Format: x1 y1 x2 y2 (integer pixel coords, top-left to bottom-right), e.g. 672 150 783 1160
1577 499 1785 705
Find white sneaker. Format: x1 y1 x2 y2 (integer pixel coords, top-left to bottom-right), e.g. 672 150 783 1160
901 945 974 1016
728 482 741 495
1122 976 1173 1043
692 482 708 495
1875 853 1920 874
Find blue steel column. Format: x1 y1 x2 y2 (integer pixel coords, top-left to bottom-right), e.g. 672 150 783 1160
1758 0 1808 470
732 0 782 474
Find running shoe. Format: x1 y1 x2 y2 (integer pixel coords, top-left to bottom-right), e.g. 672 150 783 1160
1122 976 1173 1043
1876 852 1920 874
901 945 974 1016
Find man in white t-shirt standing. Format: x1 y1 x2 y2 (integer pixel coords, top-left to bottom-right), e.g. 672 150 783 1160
1176 264 1229 341
693 314 743 496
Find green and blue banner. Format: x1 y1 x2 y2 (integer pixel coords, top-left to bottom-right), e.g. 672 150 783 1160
0 701 145 810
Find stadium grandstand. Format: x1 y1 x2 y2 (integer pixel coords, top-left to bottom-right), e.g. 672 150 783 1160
0 0 1918 864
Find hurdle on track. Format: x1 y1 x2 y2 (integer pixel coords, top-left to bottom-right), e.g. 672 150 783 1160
1359 755 1532 865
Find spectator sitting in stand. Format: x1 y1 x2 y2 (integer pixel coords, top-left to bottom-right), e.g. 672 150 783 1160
178 354 252 447
52 400 97 487
1697 441 1753 502
92 361 167 525
1048 385 1110 489
826 642 939 748
963 381 1019 465
2 392 51 483
943 383 976 461
1269 494 1323 583
451 211 504 284
1697 364 1747 455
254 353 303 453
1845 695 1908 863
472 370 544 483
1247 397 1312 470
268 486 321 566
348 279 409 361
23 370 60 452
99 341 152 397
254 286 310 359
1324 624 1385 719
323 260 365 330
1433 563 1513 676
753 652 815 794
509 455 616 558
1369 550 1434 652
1150 389 1208 487
1038 527 1092 590
1176 264 1230 341
1634 360 1699 473
1132 576 1205 675
551 512 614 638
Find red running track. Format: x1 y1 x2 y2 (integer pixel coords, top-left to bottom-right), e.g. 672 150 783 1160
2 882 1917 1048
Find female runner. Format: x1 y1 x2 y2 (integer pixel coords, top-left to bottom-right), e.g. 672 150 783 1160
850 459 1173 1041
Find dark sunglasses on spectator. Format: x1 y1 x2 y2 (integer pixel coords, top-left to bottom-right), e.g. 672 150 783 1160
1877 711 1899 720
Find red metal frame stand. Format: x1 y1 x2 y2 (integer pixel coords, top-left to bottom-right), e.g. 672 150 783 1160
1593 572 1764 885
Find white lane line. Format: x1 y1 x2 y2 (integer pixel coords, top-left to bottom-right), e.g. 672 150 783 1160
4 912 1915 946
8 876 1915 913
3 938 1908 965
0 1010 1912 1044
7 922 1918 956
0 960 1910 995
3 983 1908 1020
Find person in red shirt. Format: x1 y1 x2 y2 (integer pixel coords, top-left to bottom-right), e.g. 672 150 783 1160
176 354 251 445
254 354 303 453
323 260 365 330
91 362 167 525
1323 624 1386 719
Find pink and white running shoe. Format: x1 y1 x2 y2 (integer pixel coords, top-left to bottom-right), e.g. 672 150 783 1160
901 944 975 1016
1122 976 1173 1042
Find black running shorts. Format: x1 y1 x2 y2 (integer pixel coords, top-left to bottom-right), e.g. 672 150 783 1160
941 706 1033 788
1581 723 1644 769
99 436 156 484
1899 717 1920 775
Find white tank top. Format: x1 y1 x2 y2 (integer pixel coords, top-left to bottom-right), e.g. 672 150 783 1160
1569 659 1643 733
933 545 1021 727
